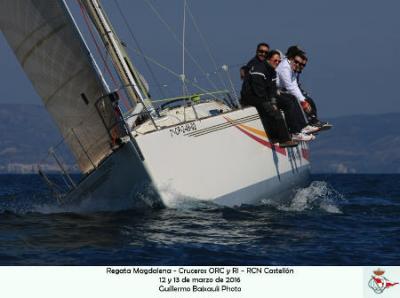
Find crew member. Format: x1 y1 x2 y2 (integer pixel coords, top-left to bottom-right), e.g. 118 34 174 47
275 48 320 139
241 45 298 147
295 53 332 129
240 42 270 80
266 50 314 142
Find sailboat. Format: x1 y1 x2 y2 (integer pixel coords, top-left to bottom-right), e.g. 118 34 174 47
0 0 310 208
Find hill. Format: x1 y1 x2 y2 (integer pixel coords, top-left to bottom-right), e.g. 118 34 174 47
311 113 400 173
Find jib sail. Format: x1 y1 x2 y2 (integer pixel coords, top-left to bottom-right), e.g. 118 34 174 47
0 0 120 173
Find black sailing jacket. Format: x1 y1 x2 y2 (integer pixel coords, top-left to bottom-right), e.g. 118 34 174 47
241 58 278 103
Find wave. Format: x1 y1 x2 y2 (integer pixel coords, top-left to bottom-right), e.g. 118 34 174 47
262 181 345 214
1 180 345 215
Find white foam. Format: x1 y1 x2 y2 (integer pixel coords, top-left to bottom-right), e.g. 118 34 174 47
276 181 344 213
158 183 214 210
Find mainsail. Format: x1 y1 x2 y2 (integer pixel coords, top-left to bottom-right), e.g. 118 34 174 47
0 0 120 173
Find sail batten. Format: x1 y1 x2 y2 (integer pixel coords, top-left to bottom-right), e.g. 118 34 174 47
0 0 120 173
15 15 63 54
21 23 67 66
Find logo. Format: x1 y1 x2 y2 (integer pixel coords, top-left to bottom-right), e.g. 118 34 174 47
368 268 399 294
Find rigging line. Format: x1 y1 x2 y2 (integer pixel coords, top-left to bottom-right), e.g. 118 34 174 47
112 0 166 98
182 0 188 121
223 65 239 102
181 0 188 96
143 0 219 91
185 1 228 91
76 0 131 110
124 44 213 95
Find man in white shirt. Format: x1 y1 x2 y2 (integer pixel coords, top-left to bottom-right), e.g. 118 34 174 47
275 49 319 139
266 50 315 142
296 54 332 130
276 51 313 112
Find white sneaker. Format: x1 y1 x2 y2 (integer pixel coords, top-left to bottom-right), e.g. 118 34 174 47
292 132 316 142
301 125 320 134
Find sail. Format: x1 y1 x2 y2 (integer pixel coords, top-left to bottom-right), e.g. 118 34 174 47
0 0 120 173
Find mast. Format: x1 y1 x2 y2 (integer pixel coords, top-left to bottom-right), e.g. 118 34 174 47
80 0 154 115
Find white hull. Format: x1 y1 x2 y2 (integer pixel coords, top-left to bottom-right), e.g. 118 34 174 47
66 106 310 208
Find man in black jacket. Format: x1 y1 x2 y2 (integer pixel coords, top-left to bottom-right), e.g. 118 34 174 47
240 43 270 80
240 46 298 147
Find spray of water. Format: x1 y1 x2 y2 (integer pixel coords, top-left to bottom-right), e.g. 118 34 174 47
158 183 216 210
261 181 345 214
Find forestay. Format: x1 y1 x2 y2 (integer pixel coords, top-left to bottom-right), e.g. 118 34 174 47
0 0 119 173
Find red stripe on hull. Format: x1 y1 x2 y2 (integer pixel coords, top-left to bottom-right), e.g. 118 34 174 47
232 123 287 156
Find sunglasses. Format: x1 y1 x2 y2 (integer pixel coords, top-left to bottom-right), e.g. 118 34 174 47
271 59 281 63
257 50 268 54
293 59 306 67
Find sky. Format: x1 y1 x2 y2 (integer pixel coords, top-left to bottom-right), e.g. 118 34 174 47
0 0 399 118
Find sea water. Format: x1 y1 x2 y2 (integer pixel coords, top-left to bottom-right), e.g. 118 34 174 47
0 174 399 265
